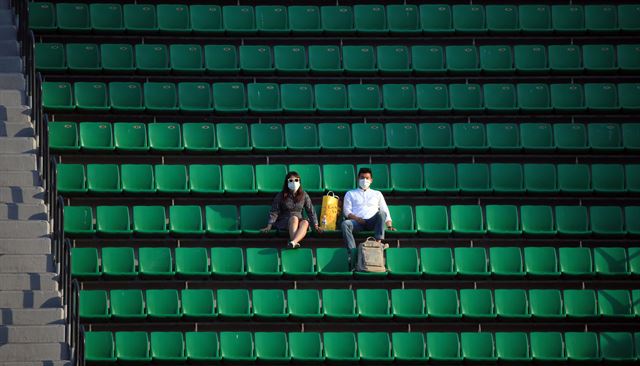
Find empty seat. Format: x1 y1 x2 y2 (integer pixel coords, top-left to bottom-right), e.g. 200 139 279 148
594 247 630 276
480 46 514 73
240 205 273 235
427 332 461 361
530 332 566 361
58 164 86 194
205 205 240 235
49 122 79 151
96 206 131 235
204 45 238 73
490 163 524 193
521 206 556 236
420 5 453 33
454 247 489 276
85 332 116 363
559 247 594 276
315 84 348 113
383 84 417 113
288 6 321 34
450 205 486 235
274 46 307 74
450 84 483 111
598 290 633 318
79 122 113 151
42 82 74 111
618 44 640 72
222 165 256 194
212 83 247 113
255 332 289 362
457 163 490 193
625 206 640 235
255 5 288 34
453 123 487 151
452 5 486 33
29 2 56 31
357 289 391 319
483 84 517 112
549 45 582 73
378 46 411 75
585 5 618 33
392 332 427 362
514 45 548 73
217 290 251 319
323 332 357 362
321 6 355 34
564 290 598 318
588 123 623 151
590 206 624 236
412 46 445 74
490 246 524 276
74 82 108 111
495 332 531 361
354 5 387 34
557 164 591 193
144 83 177 112
150 332 185 362
223 6 256 34
517 83 552 112
424 164 457 194
211 247 245 277
529 289 563 318
358 333 392 362
552 5 585 32
252 289 286 319
115 332 150 362
600 332 635 361
146 289 179 318
251 123 285 152
322 289 356 320
524 164 557 193
391 289 426 319
248 83 281 113
555 123 588 152
585 84 620 111
419 123 452 151
348 84 381 112
583 45 616 72
113 123 147 152
460 289 496 318
139 249 174 278
323 164 355 192
102 248 137 278
551 84 586 112
132 206 167 235
281 84 314 113
316 248 352 277
318 123 352 152
190 5 222 34
308 46 342 74
66 43 99 72
486 5 518 33
155 165 188 194
175 248 209 278
446 46 479 73
246 248 282 278
417 84 451 112
219 332 255 361
281 248 316 278
426 289 460 318
285 123 319 152
565 332 600 361
619 83 640 110
386 206 416 235
391 163 424 193
416 206 451 235
56 3 90 32
71 248 99 278
495 289 530 318
178 82 211 112
460 333 496 361
289 332 323 362
110 290 145 319
216 123 250 152
64 206 95 235
169 205 204 235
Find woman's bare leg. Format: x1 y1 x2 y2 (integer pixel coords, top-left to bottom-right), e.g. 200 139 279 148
288 216 299 241
293 220 310 243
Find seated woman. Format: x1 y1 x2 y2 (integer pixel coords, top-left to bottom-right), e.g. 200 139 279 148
261 171 321 247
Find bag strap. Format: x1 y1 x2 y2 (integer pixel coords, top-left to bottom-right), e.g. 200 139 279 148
326 191 339 199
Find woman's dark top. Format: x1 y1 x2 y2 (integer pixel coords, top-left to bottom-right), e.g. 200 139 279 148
268 191 318 231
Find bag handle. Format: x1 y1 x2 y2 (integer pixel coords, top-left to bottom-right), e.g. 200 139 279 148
326 191 339 199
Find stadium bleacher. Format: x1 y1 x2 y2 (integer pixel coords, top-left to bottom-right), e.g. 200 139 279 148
29 0 640 363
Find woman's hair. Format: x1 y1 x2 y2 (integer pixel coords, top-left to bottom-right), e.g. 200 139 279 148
282 171 305 203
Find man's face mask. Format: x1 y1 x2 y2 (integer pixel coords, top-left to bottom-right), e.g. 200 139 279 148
359 178 371 189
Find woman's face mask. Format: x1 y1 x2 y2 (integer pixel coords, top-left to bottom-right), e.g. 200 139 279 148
358 178 371 189
288 178 300 192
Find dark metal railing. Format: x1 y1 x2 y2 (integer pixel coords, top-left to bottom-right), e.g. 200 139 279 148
70 280 83 366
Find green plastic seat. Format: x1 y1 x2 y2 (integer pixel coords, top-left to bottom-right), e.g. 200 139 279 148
416 205 452 235
190 5 222 34
321 6 354 34
453 123 487 151
185 332 220 361
318 123 352 152
217 290 251 320
455 247 489 276
524 164 557 193
623 124 640 151
144 83 177 112
585 84 620 111
348 84 381 112
550 84 586 112
452 5 486 33
123 4 156 31
148 123 182 152
254 332 289 362
598 290 633 318
212 83 247 113
248 83 281 113
66 44 99 72
426 289 460 318
285 123 319 152
480 46 514 73
280 84 314 113
381 122 418 152
417 84 451 112
390 163 424 193
411 46 445 74
250 123 285 152
548 45 582 73
96 205 131 235
281 248 315 278
110 290 145 319
43 81 74 111
178 82 212 112
351 123 386 152
308 46 341 74
521 206 556 235
386 206 416 236
289 164 322 193
79 290 109 320
514 45 548 73
519 5 551 33
183 123 216 152
29 2 56 31
74 82 108 111
316 248 352 277
216 123 250 152
135 45 169 73
132 206 167 235
109 82 143 112
457 163 490 193
211 247 245 277
421 247 455 276
552 5 585 33
377 46 410 75
591 164 624 193
315 84 349 113
424 164 457 194
252 289 286 320
559 247 594 276
156 4 190 33
182 290 216 319
420 5 453 33
446 46 479 73
383 85 417 114
358 333 392 362
530 332 566 361
79 122 113 151
150 332 185 362
585 5 618 33
489 247 524 276
343 46 376 75
86 164 120 194
524 247 560 276
495 289 530 318
460 289 496 318
565 332 600 361
322 164 355 192
288 6 321 34
102 248 136 278
323 289 356 320
56 3 90 32
529 289 564 318
356 289 391 320
240 205 274 235
146 290 179 319
486 205 521 235
486 5 518 33
85 332 116 363
619 5 640 32
154 165 187 194
450 205 486 235
589 123 623 151
220 332 255 361
71 248 99 278
595 247 630 276
590 206 624 236
627 165 640 193
287 289 321 319
222 165 256 194
583 45 616 72
427 332 461 361
554 123 588 152
255 164 287 194
223 6 256 34
517 83 552 112
57 164 86 194
101 44 134 72
392 333 427 362
288 332 323 362
246 248 282 278
600 332 635 361
461 333 496 361
324 332 357 362
419 123 452 151
49 122 79 151
64 206 94 235
495 332 531 361
564 290 598 318
391 289 426 320
274 46 307 74
139 248 175 278
169 205 204 235
619 83 640 110
483 84 517 112
204 45 237 74
354 5 387 34
255 5 288 34
175 248 209 277
115 332 150 362
239 45 273 74
557 164 590 193
490 163 523 193
625 206 640 235
618 44 640 72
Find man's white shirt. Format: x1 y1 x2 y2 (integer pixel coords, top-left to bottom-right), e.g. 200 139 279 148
343 188 392 222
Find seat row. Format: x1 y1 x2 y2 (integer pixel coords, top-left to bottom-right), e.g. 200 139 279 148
50 121 640 154
31 3 640 35
42 81 640 113
79 287 640 321
63 204 640 237
57 162 640 196
72 246 639 280
35 43 640 75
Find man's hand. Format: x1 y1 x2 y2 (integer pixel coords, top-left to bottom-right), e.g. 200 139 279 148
260 225 272 233
355 217 366 225
386 220 396 231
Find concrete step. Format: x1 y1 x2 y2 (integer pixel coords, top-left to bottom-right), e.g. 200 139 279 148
0 40 18 56
0 170 41 186
0 203 48 220
0 187 45 204
4 362 71 366
0 25 17 39
0 137 35 153
0 122 33 137
0 0 9 9
0 154 37 170
0 273 58 291
0 9 15 25
0 73 25 90
0 220 49 238
0 343 69 361
0 106 31 122
0 56 22 73
0 89 27 105
0 255 54 273
0 308 64 325
0 325 65 343
0 238 51 254
0 291 62 308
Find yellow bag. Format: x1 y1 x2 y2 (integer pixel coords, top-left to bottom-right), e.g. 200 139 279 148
320 191 340 230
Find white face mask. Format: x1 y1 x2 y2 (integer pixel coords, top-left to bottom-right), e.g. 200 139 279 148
288 181 300 192
359 178 371 190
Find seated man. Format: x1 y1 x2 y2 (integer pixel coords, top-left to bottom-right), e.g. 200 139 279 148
341 167 395 249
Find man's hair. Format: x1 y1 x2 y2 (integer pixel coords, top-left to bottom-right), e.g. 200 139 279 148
357 167 373 178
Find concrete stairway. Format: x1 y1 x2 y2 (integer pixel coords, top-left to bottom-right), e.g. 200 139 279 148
0 2 70 365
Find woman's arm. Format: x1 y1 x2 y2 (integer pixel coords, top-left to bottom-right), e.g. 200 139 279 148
304 193 319 228
262 192 282 231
